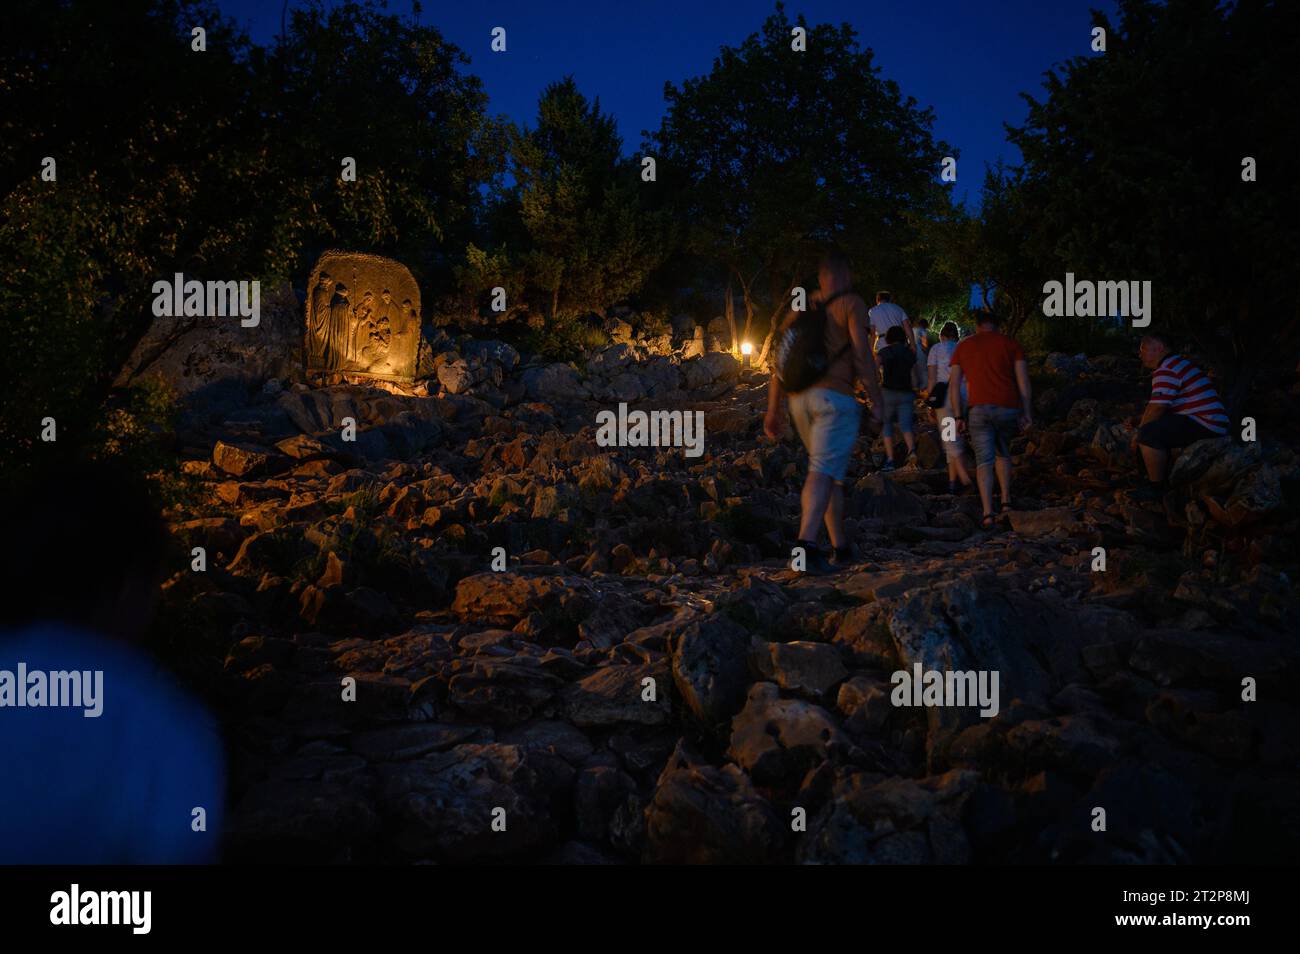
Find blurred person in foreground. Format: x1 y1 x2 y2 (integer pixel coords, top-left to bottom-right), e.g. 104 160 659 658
0 459 224 863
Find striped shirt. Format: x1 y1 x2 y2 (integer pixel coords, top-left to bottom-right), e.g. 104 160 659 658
1149 354 1228 434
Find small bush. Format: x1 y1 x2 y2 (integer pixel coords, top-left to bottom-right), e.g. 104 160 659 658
1019 314 1138 358
523 317 609 362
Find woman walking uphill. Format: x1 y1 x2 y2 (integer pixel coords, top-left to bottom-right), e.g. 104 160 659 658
924 321 974 495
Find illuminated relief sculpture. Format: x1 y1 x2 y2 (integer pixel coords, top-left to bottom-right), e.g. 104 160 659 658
304 250 421 382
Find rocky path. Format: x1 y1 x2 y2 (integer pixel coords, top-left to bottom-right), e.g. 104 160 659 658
155 337 1300 864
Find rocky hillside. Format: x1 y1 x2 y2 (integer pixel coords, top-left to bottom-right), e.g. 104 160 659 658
151 322 1300 864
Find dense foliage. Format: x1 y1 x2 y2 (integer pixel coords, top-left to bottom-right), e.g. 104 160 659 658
930 0 1299 410
1 0 496 475
648 4 961 361
461 77 669 336
2 0 1290 480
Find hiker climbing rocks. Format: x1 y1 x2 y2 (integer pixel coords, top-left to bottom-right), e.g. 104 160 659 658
924 321 974 495
877 325 918 472
946 310 1032 529
766 250 884 573
1130 333 1228 500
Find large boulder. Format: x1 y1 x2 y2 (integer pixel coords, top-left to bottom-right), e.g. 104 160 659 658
594 371 647 404
727 682 849 786
639 357 683 397
376 743 572 861
800 770 978 864
435 357 482 395
670 615 754 727
643 741 784 864
888 578 1138 766
1169 437 1260 494
461 339 520 371
446 658 565 725
1202 463 1282 528
682 327 707 359
756 640 849 698
115 280 302 396
212 440 288 478
587 343 637 376
854 474 926 526
681 351 739 390
521 363 589 402
451 572 596 644
562 664 671 727
669 313 697 339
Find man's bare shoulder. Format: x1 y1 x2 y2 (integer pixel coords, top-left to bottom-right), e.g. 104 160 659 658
837 292 870 323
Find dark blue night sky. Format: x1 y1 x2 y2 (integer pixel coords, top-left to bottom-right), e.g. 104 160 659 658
219 0 1118 207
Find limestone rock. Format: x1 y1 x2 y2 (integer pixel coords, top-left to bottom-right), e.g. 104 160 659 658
643 741 784 863
1007 507 1080 537
563 664 671 727
116 280 301 396
727 682 849 786
376 743 571 861
757 640 849 697
521 363 589 402
670 615 754 726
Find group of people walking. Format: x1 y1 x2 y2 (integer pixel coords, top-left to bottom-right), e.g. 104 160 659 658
766 249 1226 572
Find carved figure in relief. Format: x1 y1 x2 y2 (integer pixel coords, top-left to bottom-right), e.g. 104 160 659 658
326 283 352 370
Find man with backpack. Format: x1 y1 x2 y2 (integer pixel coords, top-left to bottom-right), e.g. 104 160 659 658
765 250 883 573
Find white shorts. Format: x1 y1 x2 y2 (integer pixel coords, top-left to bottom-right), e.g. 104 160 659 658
788 388 861 482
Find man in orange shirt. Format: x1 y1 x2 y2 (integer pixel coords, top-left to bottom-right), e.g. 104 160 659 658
946 310 1032 528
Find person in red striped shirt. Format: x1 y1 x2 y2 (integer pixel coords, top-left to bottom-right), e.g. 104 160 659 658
1130 333 1229 496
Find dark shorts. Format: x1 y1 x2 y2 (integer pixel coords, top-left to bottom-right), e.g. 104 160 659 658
1138 413 1218 451
968 404 1020 467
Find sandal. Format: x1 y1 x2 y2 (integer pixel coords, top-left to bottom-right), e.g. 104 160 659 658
980 514 997 530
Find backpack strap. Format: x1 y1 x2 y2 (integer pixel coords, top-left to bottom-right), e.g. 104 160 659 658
822 289 853 364
822 289 852 309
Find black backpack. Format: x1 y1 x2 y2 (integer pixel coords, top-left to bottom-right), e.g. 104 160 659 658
775 289 851 393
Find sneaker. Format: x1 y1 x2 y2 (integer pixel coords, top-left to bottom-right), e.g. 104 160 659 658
803 550 835 575
829 545 856 567
880 459 897 473
948 480 960 495
792 540 834 576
